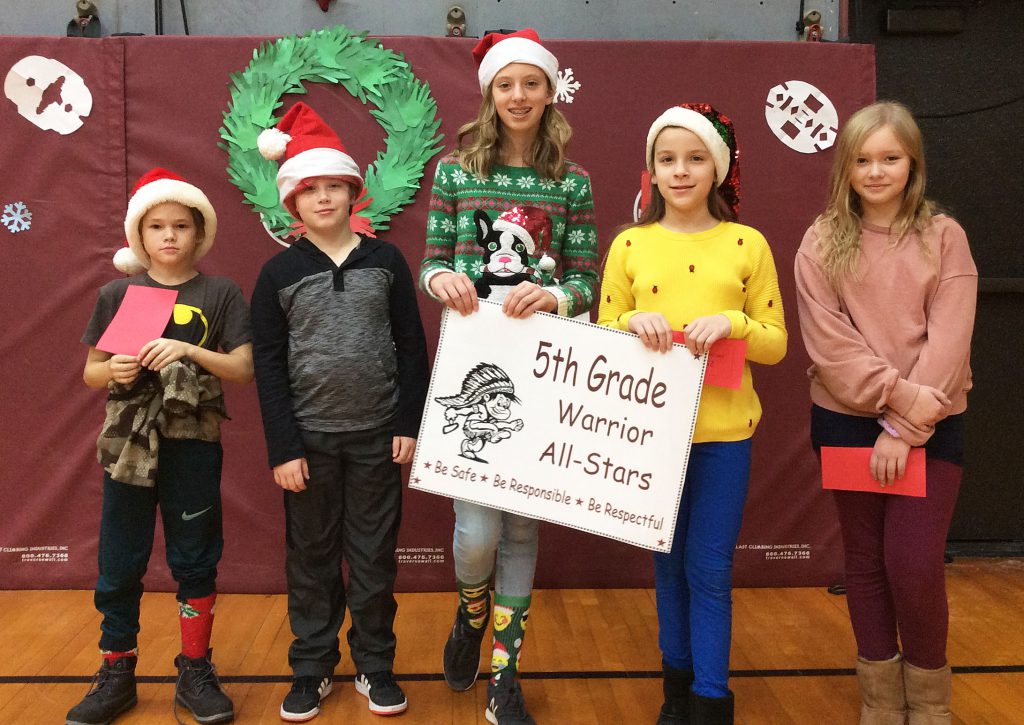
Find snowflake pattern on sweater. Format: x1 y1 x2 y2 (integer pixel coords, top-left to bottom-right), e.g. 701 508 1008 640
420 154 599 318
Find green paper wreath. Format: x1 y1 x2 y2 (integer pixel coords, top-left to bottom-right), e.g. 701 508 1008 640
219 25 444 240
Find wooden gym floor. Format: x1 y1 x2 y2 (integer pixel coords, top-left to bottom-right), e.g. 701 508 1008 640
1 558 1021 724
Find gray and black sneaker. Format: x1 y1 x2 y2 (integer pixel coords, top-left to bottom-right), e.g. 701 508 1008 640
485 674 536 725
355 671 408 715
66 657 138 725
280 675 333 722
442 604 488 691
174 649 234 723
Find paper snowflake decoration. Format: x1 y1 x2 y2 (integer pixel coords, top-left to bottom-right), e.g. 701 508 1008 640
2 202 32 233
555 68 581 104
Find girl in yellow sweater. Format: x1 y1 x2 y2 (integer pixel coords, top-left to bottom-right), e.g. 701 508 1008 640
598 104 786 724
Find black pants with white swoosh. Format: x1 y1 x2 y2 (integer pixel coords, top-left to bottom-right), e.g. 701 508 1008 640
94 438 223 652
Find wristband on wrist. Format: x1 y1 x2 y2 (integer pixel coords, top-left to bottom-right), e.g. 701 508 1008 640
878 417 901 439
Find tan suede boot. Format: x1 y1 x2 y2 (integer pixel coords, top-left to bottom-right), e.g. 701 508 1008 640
903 661 952 724
856 654 907 725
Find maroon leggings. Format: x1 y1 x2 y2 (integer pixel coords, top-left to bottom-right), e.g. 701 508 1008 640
832 458 962 670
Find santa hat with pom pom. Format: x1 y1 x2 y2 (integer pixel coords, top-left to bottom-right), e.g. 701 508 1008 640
258 101 363 219
492 205 552 257
116 167 217 273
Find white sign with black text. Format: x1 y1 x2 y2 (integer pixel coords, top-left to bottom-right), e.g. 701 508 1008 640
410 302 706 551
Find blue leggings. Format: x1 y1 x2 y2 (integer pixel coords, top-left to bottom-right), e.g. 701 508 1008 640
654 439 751 698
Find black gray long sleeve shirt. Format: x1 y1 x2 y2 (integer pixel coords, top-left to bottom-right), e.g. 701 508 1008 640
251 236 429 468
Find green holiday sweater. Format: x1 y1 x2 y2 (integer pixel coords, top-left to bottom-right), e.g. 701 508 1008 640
419 154 599 317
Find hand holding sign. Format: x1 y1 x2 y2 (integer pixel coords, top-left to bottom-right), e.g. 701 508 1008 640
412 302 707 551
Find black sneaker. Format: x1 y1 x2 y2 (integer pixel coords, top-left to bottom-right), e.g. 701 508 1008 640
355 671 408 715
442 604 488 691
280 676 333 722
65 657 138 725
174 649 234 724
485 674 535 725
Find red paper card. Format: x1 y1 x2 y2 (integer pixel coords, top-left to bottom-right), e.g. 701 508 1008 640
672 332 747 390
95 285 178 356
821 446 926 497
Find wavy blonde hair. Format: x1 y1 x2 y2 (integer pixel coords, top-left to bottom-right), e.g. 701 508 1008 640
456 83 573 181
817 101 936 285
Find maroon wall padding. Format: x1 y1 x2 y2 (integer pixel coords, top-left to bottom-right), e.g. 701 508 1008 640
0 35 874 592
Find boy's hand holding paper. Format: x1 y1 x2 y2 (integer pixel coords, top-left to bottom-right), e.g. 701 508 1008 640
95 286 178 357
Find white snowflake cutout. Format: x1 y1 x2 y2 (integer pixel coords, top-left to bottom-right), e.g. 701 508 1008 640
2 201 32 233
516 176 535 190
451 168 469 186
493 173 513 188
555 68 581 104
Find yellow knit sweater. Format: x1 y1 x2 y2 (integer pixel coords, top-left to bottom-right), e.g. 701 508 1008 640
598 221 787 442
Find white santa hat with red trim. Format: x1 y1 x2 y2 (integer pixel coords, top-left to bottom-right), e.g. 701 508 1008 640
472 28 558 94
116 167 217 273
257 101 363 218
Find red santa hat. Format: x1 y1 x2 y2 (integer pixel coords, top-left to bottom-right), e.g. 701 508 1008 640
492 205 552 256
116 167 217 273
257 101 363 218
472 29 558 93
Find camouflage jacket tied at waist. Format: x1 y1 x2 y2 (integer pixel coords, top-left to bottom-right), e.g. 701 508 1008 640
96 360 227 487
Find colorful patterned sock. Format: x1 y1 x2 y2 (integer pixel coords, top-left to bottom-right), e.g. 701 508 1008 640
457 579 491 630
490 593 530 683
178 593 216 659
101 648 138 665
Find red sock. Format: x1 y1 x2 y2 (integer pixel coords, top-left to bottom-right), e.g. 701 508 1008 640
101 648 138 665
179 593 216 659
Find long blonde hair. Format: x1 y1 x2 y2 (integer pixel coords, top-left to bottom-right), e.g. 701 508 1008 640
817 101 936 285
456 83 573 181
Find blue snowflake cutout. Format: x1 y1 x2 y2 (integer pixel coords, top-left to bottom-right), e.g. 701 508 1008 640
2 202 32 233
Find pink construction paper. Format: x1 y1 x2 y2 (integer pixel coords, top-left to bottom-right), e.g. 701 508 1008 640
821 446 926 497
95 285 178 356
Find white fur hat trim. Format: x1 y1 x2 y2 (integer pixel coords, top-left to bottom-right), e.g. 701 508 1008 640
645 106 731 186
277 147 363 205
477 36 558 93
123 177 217 269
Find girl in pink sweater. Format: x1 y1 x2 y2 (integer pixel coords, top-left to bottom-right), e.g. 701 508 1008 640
795 102 976 724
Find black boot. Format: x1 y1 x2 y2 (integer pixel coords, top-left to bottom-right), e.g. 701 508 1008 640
174 648 234 723
443 600 489 691
690 690 734 724
65 657 138 725
656 665 694 724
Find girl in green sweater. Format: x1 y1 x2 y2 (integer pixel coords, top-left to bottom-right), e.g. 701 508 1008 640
419 29 598 725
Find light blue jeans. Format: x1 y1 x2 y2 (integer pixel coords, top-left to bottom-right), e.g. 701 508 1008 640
452 499 539 596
